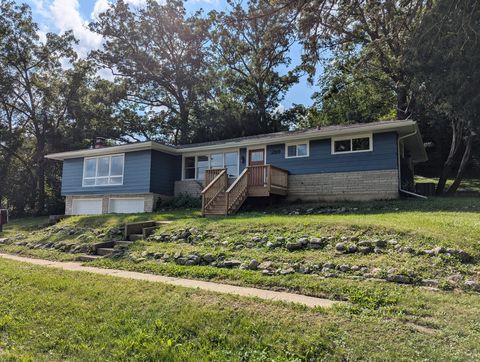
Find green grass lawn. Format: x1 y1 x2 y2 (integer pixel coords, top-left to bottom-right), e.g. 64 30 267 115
1 257 480 360
1 197 480 359
416 176 480 193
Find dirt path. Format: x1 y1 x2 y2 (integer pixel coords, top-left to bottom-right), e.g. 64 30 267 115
0 253 339 308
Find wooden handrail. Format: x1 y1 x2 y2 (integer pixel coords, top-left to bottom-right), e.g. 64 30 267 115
226 168 249 213
226 168 248 193
201 169 227 194
201 169 228 215
204 168 226 186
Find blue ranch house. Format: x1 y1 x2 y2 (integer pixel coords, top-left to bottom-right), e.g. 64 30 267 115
45 120 427 216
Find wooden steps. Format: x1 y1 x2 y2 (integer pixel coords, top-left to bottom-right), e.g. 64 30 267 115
202 165 288 217
76 221 171 262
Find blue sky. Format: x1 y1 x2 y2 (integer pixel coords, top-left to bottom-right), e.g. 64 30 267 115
24 0 316 108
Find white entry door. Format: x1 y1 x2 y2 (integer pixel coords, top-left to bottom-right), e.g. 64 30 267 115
72 199 102 215
109 198 145 214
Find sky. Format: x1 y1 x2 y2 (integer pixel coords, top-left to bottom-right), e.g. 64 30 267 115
23 0 316 109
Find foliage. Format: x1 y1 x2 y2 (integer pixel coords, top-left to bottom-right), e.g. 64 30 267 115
294 0 432 119
157 194 202 210
90 0 212 144
311 49 396 125
408 0 480 194
210 0 299 134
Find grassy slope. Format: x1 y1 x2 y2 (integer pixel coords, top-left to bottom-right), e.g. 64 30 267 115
1 258 480 361
1 198 480 359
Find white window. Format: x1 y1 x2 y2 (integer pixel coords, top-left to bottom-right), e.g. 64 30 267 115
184 156 196 179
83 154 124 186
285 142 309 158
183 151 239 180
332 135 372 154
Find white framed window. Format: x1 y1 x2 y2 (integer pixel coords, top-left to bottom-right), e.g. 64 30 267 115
285 142 309 158
331 134 373 154
83 154 124 187
183 151 239 180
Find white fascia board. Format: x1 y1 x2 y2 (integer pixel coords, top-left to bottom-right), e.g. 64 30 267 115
46 120 418 160
45 142 178 160
175 120 417 153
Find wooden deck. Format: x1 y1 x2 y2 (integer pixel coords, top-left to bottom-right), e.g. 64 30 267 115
201 165 288 216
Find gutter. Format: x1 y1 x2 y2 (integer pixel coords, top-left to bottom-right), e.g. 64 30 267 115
397 126 428 199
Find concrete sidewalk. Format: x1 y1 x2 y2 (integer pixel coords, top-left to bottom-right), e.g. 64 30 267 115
0 253 339 308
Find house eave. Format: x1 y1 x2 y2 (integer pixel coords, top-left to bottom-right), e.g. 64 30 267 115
45 120 426 161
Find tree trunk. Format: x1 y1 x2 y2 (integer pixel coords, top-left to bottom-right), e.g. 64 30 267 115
436 119 463 195
446 134 473 195
396 85 409 120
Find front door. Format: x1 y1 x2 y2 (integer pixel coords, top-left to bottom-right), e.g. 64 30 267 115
248 149 265 166
248 149 266 186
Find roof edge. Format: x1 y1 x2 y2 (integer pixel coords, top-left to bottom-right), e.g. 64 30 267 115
45 120 420 160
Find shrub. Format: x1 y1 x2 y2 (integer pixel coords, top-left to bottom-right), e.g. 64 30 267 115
156 194 201 210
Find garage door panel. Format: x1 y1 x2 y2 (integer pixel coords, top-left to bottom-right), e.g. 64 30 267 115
109 198 144 214
72 199 102 215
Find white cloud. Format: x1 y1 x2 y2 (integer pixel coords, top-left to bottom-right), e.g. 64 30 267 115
91 0 111 19
48 0 103 58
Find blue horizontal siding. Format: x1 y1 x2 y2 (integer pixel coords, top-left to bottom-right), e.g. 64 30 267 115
266 132 398 175
61 150 152 195
150 150 181 195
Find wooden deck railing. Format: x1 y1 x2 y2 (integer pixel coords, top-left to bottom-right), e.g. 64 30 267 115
248 165 267 187
268 165 288 190
226 168 249 214
201 169 227 215
205 168 226 186
202 165 288 215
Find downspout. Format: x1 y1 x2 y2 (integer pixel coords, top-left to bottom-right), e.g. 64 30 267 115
397 127 428 199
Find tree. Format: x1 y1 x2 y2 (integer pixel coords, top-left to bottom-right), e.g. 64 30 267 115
90 0 212 144
408 0 480 195
289 0 432 120
211 0 299 134
0 0 79 213
0 2 129 215
311 49 396 125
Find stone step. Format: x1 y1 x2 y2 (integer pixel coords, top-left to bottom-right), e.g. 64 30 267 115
91 240 115 252
128 234 144 241
114 240 133 247
143 226 159 239
76 255 103 262
97 247 115 256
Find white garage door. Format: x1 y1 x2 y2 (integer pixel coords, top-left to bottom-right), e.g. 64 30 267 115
109 198 145 214
72 199 102 215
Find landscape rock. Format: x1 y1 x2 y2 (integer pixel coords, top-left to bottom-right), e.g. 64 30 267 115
456 250 473 263
223 259 242 268
464 280 480 292
347 244 358 253
420 279 439 287
280 268 295 275
447 274 463 286
309 238 325 249
246 259 259 270
432 246 446 255
358 246 373 254
258 261 273 269
322 262 335 270
375 239 388 248
338 264 351 272
286 242 304 251
386 274 412 284
335 242 347 252
202 253 215 263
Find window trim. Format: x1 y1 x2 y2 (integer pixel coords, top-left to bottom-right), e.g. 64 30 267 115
285 141 310 159
182 150 240 180
82 153 125 187
331 134 373 155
